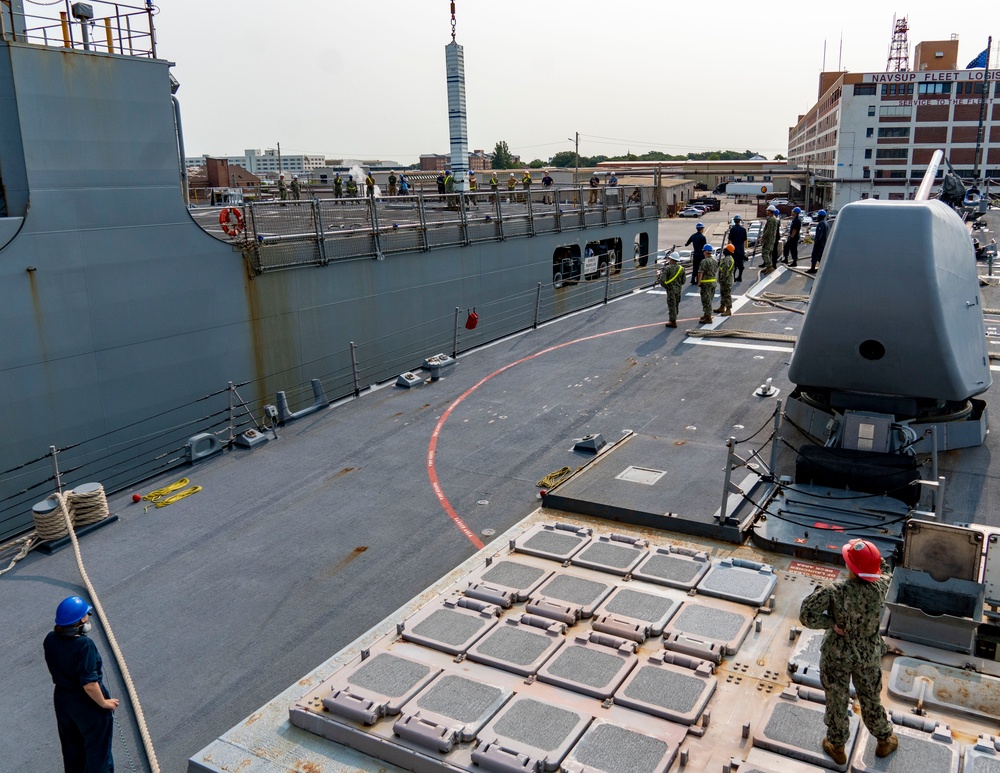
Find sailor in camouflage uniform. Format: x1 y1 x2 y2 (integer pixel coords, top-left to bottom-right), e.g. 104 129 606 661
799 539 899 765
696 244 718 324
658 251 686 328
714 244 735 316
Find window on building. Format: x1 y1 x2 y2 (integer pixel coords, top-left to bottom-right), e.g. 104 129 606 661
879 105 912 118
864 149 873 159
863 168 871 179
877 127 910 138
861 193 870 199
747 175 755 181
763 175 772 182
917 82 952 95
868 105 876 116
876 148 908 159
888 170 907 178
866 127 874 138
854 84 876 95
888 192 905 200
881 85 888 95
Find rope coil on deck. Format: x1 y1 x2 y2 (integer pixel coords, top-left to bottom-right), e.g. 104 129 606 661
536 467 575 488
686 328 798 343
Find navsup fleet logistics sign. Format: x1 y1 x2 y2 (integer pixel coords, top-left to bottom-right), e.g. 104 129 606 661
863 69 999 107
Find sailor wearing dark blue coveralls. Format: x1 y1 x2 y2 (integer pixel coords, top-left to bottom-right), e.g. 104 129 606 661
44 596 119 773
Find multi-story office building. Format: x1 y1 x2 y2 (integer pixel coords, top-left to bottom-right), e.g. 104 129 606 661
788 39 998 210
186 149 327 176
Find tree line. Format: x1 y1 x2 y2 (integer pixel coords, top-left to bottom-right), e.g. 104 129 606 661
488 141 773 169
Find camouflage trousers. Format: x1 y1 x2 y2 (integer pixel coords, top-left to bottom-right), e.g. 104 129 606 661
820 654 893 745
665 286 682 322
699 283 715 318
718 279 733 311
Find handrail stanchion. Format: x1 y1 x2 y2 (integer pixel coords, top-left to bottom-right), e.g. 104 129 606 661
534 282 542 328
417 192 430 252
314 198 328 265
350 342 361 397
453 307 460 358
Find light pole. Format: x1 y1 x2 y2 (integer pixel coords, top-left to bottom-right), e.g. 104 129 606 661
568 132 579 187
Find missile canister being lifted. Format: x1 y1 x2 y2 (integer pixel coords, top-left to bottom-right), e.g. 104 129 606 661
788 198 990 410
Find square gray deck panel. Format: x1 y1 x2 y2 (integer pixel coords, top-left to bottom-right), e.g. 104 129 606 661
851 725 960 773
663 601 754 656
752 692 857 770
696 557 777 606
321 652 442 723
474 695 591 772
967 736 1000 773
530 570 616 620
536 638 638 699
788 629 825 689
593 586 682 641
570 535 649 575
514 522 592 561
466 618 566 676
401 599 499 655
613 658 716 725
393 672 512 747
632 546 711 589
563 720 674 773
476 559 551 599
616 465 666 485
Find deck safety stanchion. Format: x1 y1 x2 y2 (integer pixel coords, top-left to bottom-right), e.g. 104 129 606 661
417 193 430 252
227 381 235 446
769 399 783 478
534 283 542 328
459 192 470 246
719 437 736 523
314 199 328 265
349 342 361 396
495 188 505 241
453 307 460 358
604 262 611 304
526 189 535 237
50 445 63 494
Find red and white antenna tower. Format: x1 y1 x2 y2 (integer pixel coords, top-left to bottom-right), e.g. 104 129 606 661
886 15 910 72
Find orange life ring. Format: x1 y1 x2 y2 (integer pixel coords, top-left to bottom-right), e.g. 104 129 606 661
219 207 244 236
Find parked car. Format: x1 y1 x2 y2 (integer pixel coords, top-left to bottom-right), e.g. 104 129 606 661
679 207 703 218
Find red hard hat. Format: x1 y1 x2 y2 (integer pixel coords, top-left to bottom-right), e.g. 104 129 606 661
842 539 882 581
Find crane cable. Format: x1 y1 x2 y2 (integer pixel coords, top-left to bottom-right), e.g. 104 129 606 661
55 492 161 773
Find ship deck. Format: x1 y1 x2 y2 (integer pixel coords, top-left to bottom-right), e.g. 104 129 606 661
5 209 1000 773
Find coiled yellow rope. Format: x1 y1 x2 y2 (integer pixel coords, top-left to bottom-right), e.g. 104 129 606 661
141 478 189 502
151 486 202 509
536 467 575 488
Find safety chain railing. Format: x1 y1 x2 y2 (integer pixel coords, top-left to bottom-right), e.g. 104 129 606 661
241 185 659 273
0 248 662 543
1 0 156 57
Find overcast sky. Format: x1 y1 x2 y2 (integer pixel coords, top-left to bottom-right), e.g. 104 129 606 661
155 1 995 164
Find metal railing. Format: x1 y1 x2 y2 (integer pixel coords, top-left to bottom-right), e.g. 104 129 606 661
0 246 663 542
241 185 659 273
1 1 156 58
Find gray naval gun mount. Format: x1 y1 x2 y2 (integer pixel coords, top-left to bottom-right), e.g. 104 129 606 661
755 168 991 565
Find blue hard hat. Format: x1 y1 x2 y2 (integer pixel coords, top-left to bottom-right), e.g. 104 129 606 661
732 214 741 220
703 244 714 252
55 596 92 626
792 207 801 214
696 222 704 229
817 209 827 218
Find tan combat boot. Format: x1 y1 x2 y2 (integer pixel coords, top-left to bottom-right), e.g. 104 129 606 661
823 738 847 765
664 321 677 328
721 308 732 316
875 734 898 757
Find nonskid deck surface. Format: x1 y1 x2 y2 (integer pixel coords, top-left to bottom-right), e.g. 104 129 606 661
4 223 1000 772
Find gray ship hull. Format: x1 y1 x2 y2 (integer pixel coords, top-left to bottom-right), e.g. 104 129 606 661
0 39 657 539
